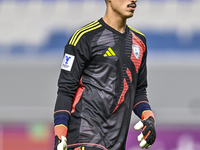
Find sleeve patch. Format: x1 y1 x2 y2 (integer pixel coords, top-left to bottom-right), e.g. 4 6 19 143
61 53 75 71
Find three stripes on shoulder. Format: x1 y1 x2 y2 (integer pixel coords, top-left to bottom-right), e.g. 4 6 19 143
69 20 116 58
69 20 102 46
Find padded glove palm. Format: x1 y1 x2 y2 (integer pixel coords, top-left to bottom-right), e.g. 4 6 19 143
134 116 156 149
54 135 67 150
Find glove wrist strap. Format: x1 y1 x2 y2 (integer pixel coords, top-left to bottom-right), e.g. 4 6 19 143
54 124 68 139
141 110 156 125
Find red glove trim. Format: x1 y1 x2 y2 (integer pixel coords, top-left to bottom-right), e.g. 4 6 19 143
54 124 68 140
141 110 156 125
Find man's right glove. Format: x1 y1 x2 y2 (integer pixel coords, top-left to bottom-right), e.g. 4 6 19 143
54 135 67 150
134 116 156 149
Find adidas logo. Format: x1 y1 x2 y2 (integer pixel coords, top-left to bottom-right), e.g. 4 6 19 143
104 47 116 57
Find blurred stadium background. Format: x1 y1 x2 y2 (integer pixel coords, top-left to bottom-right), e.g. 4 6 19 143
0 0 200 149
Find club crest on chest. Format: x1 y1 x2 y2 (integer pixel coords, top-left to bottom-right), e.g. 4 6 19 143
132 45 140 59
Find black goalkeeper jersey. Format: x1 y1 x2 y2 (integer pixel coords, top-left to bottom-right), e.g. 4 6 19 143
54 18 149 150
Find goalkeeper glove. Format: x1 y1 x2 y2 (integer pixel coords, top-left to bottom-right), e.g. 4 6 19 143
134 116 156 149
54 135 67 150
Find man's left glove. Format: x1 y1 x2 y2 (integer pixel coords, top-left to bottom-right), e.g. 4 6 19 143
54 135 67 150
134 116 156 149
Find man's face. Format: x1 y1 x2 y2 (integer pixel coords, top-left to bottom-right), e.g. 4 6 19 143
110 0 137 19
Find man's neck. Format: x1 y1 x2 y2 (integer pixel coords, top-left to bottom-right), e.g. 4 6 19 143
103 13 127 34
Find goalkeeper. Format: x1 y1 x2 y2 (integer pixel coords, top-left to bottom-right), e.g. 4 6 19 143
54 0 156 149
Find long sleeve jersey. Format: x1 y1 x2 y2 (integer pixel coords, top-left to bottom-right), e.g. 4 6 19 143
54 18 151 150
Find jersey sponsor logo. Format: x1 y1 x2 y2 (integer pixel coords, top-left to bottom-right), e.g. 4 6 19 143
61 53 75 71
104 47 116 57
132 45 140 59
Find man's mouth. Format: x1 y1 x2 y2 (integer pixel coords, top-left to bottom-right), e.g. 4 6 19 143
127 2 137 9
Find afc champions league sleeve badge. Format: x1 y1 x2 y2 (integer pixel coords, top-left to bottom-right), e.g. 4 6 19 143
132 45 140 59
61 53 75 71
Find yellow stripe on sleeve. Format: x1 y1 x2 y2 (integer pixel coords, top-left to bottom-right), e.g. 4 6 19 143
128 25 146 37
69 20 98 45
70 21 102 46
73 24 102 46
